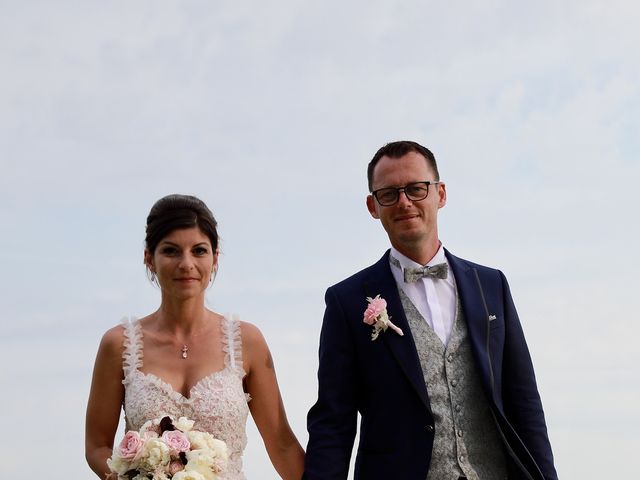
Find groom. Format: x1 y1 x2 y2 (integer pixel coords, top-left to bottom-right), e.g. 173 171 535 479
304 141 557 479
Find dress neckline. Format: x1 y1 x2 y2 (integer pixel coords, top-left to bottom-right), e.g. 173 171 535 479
133 367 231 402
124 314 242 401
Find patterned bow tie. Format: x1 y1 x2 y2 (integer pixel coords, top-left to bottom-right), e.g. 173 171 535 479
403 263 449 283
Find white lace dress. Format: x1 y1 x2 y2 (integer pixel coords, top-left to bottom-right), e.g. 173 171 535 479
121 314 250 480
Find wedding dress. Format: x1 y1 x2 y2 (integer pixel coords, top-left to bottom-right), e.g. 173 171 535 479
121 314 250 480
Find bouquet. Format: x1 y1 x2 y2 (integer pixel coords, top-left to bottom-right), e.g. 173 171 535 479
107 416 228 480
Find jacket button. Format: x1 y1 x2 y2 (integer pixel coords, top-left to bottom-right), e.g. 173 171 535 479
426 425 434 432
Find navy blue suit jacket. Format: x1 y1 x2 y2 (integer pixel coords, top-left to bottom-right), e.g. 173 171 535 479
305 250 557 480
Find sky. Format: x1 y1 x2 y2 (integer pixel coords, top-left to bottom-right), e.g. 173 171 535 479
1 0 638 478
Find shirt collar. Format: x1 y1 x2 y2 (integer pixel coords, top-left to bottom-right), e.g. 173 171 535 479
390 243 447 270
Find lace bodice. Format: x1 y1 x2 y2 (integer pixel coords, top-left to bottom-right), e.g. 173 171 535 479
121 315 250 480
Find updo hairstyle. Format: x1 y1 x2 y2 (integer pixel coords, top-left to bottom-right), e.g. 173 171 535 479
145 194 219 254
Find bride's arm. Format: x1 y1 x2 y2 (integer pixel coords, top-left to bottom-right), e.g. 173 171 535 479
85 326 125 479
242 322 305 480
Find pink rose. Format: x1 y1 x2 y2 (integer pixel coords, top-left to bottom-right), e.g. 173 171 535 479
363 296 387 325
117 431 144 460
169 460 185 475
162 430 191 455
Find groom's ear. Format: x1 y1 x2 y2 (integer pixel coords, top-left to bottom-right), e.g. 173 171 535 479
366 195 380 219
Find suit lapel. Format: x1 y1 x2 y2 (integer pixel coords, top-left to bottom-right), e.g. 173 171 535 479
363 251 430 410
363 250 500 409
445 250 495 402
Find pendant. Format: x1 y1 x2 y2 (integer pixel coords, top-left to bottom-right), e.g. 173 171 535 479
181 344 188 359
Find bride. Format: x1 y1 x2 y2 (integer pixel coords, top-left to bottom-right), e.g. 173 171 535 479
85 194 304 480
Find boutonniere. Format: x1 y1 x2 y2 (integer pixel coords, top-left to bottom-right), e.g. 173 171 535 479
363 295 404 341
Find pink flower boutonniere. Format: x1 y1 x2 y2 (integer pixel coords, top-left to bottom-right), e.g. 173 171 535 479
363 295 404 341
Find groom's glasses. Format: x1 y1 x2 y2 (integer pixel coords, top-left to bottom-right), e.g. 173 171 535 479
371 181 440 206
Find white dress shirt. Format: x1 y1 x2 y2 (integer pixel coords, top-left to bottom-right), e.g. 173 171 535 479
389 244 457 346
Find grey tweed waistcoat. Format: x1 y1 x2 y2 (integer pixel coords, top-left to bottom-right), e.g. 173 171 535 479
398 289 508 480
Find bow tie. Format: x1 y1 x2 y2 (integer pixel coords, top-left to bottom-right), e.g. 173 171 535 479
389 254 449 282
403 263 449 283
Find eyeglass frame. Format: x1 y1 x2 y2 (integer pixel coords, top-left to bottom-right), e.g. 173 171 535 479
370 181 441 206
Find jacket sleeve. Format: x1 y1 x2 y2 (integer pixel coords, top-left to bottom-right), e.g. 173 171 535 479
304 287 358 480
500 271 558 480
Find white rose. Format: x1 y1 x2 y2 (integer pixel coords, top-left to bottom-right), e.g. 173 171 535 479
140 417 161 435
139 437 170 470
106 453 131 475
186 431 213 451
172 471 207 480
141 430 159 441
187 432 228 459
207 438 228 460
185 449 228 478
175 417 195 432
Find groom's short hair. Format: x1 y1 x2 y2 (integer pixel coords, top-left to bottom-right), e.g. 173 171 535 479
367 140 440 192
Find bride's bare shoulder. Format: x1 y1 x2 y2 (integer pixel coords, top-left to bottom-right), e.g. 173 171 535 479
97 324 127 359
238 320 267 347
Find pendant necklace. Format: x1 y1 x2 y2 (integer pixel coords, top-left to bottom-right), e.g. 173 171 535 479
181 344 189 359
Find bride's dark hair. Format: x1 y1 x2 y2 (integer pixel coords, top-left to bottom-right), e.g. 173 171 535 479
145 194 219 254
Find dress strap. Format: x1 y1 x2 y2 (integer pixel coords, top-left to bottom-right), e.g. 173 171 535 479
121 317 143 383
221 314 244 375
